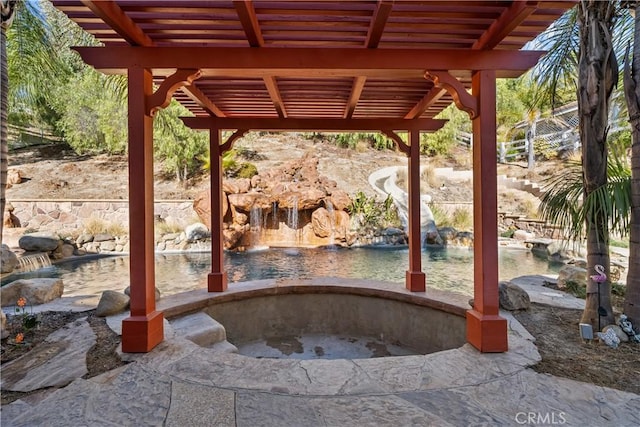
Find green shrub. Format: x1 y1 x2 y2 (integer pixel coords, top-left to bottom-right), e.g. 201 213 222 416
611 283 626 297
236 163 258 179
430 204 452 227
563 280 586 299
451 207 472 230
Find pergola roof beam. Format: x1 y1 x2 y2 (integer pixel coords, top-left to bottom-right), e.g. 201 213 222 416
365 0 394 48
79 0 152 46
80 0 225 117
404 87 447 119
181 117 446 132
234 0 264 47
75 47 545 75
181 84 226 117
263 76 287 118
234 1 288 118
472 1 539 50
344 76 366 119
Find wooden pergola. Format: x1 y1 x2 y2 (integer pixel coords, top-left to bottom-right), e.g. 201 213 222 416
51 0 576 353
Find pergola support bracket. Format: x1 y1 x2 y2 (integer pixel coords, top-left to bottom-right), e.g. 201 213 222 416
146 68 202 116
424 71 478 119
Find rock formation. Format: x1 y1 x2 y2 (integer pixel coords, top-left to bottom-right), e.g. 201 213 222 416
193 153 354 250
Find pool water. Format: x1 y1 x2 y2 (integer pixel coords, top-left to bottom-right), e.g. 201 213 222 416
1 246 560 298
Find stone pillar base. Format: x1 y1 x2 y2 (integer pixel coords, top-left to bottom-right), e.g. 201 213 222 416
208 272 228 292
405 270 425 292
466 309 508 352
122 311 164 353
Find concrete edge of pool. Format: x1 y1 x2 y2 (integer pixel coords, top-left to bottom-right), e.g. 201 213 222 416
158 277 471 319
109 278 542 397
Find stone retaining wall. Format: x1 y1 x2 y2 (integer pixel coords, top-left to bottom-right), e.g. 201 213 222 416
8 200 196 232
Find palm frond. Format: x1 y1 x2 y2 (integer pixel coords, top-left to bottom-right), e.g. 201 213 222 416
529 7 580 109
539 153 632 244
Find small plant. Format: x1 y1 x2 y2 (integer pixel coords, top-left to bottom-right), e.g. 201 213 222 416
11 297 40 345
83 217 108 235
235 162 258 179
451 207 472 231
563 280 587 299
105 222 127 237
611 282 626 297
83 217 127 237
430 204 452 227
156 220 184 235
421 166 440 189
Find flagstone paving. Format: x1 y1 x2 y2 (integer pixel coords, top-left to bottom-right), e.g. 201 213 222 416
1 279 639 427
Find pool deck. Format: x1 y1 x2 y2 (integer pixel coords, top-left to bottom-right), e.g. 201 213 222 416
2 277 638 427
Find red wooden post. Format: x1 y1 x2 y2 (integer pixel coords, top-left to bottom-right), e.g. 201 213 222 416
122 67 164 352
406 129 425 292
466 70 507 352
208 127 227 291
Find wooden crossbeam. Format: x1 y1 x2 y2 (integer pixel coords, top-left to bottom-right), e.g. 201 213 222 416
81 0 224 117
263 76 287 118
344 76 367 119
181 84 226 117
404 87 447 119
181 117 447 132
365 0 394 48
234 0 264 47
76 47 545 74
79 0 151 46
472 1 539 50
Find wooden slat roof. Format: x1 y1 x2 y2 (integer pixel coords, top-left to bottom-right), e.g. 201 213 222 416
52 0 576 121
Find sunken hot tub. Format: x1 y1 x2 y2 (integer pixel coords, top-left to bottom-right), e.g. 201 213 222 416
176 279 469 360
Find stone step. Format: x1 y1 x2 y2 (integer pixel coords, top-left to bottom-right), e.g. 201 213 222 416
210 340 239 354
169 312 227 347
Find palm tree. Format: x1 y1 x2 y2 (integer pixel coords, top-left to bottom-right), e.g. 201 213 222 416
1 0 17 246
1 0 61 245
622 1 640 325
534 1 621 330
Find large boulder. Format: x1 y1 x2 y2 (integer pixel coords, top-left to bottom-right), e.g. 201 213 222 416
423 220 443 245
19 232 60 252
1 244 19 273
557 265 587 290
193 190 229 230
498 281 530 311
328 190 351 211
124 285 161 301
227 192 273 212
96 290 130 317
1 278 64 306
277 188 326 210
311 207 333 238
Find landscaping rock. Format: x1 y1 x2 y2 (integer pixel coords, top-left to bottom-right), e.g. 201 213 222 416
513 230 535 241
1 278 64 306
124 286 161 301
93 233 115 242
498 281 530 311
603 325 630 343
96 290 130 317
76 233 94 245
0 318 96 392
0 311 8 339
1 244 19 273
557 265 587 290
185 222 210 242
18 232 60 252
